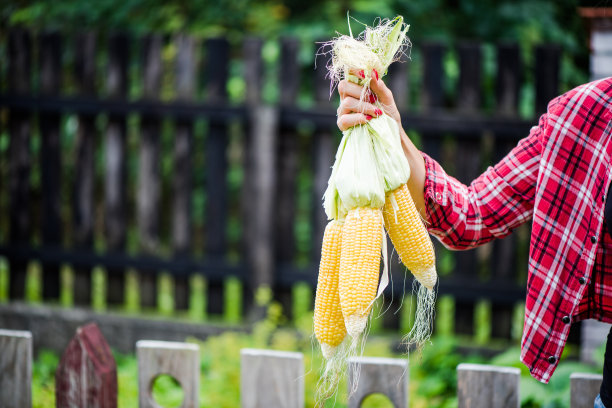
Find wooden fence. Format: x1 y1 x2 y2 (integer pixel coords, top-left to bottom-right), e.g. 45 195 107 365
0 28 570 341
0 326 603 407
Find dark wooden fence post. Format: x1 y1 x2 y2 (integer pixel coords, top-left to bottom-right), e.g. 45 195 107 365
104 33 130 306
39 31 63 301
241 37 265 317
0 329 32 408
7 29 32 300
535 45 561 115
73 32 98 306
386 50 410 112
275 37 299 272
457 364 520 408
172 34 196 311
55 323 117 408
246 105 278 314
204 38 230 315
490 43 522 339
420 42 445 161
312 38 335 268
138 34 163 309
452 43 484 336
273 37 300 316
204 38 230 259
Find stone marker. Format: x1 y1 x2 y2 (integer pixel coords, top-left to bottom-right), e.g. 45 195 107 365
347 356 408 408
240 348 304 408
457 363 520 408
570 373 603 408
137 340 199 408
55 322 117 408
0 329 32 408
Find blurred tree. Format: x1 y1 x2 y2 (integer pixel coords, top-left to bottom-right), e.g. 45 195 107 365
0 0 590 90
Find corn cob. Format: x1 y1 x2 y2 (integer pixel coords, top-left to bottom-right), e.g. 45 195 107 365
383 183 437 289
314 220 346 358
338 207 383 338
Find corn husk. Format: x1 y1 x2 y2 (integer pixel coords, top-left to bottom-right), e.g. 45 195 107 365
323 16 411 220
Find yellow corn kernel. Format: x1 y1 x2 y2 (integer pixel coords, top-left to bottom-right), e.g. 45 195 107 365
314 220 346 358
384 183 437 289
339 207 383 338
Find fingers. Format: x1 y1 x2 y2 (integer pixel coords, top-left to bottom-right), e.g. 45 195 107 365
337 95 383 118
369 69 394 106
337 113 372 132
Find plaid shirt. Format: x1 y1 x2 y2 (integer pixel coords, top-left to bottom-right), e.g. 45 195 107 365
422 77 612 383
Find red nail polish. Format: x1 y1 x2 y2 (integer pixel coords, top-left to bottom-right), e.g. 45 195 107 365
373 69 379 81
365 115 373 120
359 70 365 78
375 108 382 116
369 94 377 103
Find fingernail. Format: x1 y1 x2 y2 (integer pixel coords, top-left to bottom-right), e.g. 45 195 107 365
373 69 379 81
369 94 377 103
375 108 382 116
365 115 373 121
359 70 365 78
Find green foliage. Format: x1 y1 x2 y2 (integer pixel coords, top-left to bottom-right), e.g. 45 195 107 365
0 257 8 302
2 0 588 96
26 262 42 303
224 277 243 323
32 350 58 408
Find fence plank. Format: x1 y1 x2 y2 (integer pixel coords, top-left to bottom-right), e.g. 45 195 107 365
535 45 561 115
73 32 98 306
421 42 445 113
241 35 263 259
496 43 521 117
453 44 483 336
420 42 445 163
246 106 278 307
0 329 32 408
311 40 335 265
7 29 32 299
347 356 409 408
386 55 410 111
55 323 117 408
240 349 304 408
244 37 264 105
457 364 520 408
570 373 602 408
105 32 130 306
204 38 229 258
172 34 196 311
137 340 199 408
276 37 300 266
39 31 63 301
138 35 163 309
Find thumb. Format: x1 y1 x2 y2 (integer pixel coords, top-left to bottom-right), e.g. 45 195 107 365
369 69 394 106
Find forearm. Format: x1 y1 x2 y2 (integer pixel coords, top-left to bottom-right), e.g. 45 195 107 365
399 127 427 219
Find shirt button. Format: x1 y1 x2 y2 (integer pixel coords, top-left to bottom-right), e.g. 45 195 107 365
547 356 557 364
579 276 587 284
591 235 597 244
562 316 570 324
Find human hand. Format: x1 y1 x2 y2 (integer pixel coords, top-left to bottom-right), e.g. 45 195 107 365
336 69 402 132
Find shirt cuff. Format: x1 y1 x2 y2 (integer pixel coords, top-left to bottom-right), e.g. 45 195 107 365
422 152 450 227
